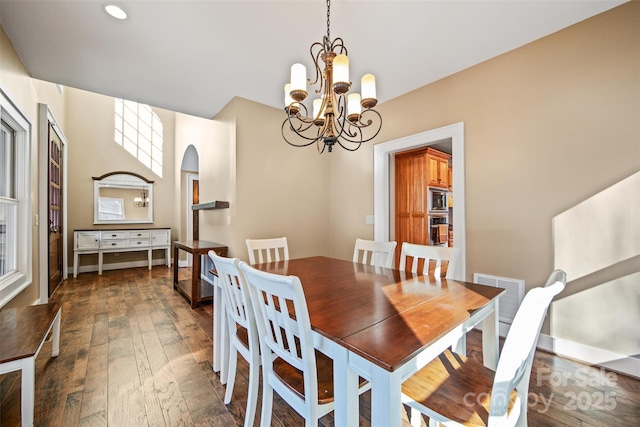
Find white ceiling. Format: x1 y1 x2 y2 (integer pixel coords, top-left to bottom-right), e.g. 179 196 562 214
0 0 626 119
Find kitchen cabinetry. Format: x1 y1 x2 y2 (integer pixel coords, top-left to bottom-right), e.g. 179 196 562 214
395 148 429 256
395 147 453 262
73 228 170 277
426 148 451 188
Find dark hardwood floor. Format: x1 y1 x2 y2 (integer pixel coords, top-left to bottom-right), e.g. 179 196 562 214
0 266 638 426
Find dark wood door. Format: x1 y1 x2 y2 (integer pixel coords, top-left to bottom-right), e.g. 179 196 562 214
192 179 199 240
48 123 63 295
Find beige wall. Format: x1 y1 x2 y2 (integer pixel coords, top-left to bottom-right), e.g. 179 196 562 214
233 97 330 261
174 105 235 257
175 97 330 262
1 26 66 307
64 88 177 268
329 2 640 357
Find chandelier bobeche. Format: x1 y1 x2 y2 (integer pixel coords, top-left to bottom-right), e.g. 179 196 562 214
282 0 382 153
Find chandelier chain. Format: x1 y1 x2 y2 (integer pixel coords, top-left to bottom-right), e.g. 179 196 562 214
326 0 331 41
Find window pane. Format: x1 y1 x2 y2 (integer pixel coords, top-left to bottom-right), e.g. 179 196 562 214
138 121 151 141
152 161 162 176
123 138 137 156
138 137 151 155
139 106 152 124
114 98 163 177
123 122 137 142
152 145 163 163
0 201 17 278
0 123 15 199
138 151 151 168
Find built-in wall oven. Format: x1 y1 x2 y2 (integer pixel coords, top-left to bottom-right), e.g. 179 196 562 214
428 188 449 246
429 214 449 246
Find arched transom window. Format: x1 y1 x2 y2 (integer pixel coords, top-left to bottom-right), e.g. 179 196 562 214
114 98 163 177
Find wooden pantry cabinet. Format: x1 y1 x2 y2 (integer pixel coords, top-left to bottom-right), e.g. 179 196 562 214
395 147 452 263
426 148 451 189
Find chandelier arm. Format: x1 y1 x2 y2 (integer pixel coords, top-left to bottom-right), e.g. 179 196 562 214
282 121 319 148
334 109 383 145
309 42 325 88
334 139 363 152
329 37 347 55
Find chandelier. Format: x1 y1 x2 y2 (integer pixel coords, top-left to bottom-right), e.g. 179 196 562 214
282 0 382 153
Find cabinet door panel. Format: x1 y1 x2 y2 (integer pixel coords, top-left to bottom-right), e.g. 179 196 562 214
76 232 100 250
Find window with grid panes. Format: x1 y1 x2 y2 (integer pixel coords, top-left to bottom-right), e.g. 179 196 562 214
0 89 32 307
114 98 163 177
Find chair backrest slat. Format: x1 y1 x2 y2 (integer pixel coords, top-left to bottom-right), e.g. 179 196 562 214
209 251 252 330
246 237 290 265
399 242 459 279
353 238 397 268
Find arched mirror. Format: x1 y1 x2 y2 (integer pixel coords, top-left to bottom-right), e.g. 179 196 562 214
93 172 154 224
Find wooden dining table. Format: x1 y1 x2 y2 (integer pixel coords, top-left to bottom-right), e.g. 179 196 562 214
254 256 504 427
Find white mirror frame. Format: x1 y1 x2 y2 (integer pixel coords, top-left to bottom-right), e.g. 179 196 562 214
93 172 154 224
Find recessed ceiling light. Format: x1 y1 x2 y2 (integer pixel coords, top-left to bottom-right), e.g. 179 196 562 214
104 4 127 20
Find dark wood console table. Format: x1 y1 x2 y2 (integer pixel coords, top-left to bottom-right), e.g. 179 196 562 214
173 240 227 308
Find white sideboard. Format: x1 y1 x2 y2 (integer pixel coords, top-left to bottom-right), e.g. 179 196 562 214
73 228 171 277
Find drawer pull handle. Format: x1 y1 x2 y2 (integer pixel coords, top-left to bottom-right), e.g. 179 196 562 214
111 243 117 246
111 234 117 237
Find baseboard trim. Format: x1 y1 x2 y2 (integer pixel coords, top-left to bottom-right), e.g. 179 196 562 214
68 258 172 275
480 322 639 379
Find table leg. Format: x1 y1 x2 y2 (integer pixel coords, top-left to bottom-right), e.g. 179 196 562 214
166 247 170 267
453 333 467 356
213 281 222 374
370 366 402 427
173 247 179 290
148 249 152 270
21 357 35 427
191 253 200 308
73 252 78 278
332 345 359 426
482 301 500 370
51 309 61 357
98 252 103 276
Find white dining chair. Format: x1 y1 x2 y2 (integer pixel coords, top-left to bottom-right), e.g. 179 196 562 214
399 242 459 279
353 238 397 268
246 237 289 264
239 261 368 427
401 269 567 427
208 252 261 427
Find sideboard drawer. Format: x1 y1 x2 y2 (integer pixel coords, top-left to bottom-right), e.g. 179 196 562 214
128 239 150 247
127 230 150 239
102 231 126 240
101 239 126 249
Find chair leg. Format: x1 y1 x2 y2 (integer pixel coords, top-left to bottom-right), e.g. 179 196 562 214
410 407 423 427
259 377 274 427
244 352 260 427
224 344 238 405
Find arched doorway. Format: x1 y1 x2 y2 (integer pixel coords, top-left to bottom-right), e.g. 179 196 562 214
180 145 199 267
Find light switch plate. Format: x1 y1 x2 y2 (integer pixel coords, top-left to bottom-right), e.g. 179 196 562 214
365 215 374 225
